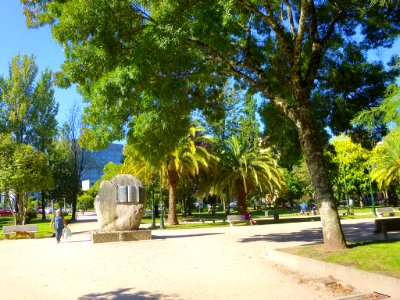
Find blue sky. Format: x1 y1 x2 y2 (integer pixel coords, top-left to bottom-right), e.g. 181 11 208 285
1 0 399 128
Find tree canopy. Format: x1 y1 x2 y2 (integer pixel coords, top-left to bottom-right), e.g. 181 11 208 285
0 54 58 148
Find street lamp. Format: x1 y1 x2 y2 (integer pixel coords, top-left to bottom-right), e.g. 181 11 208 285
368 163 376 216
159 170 165 229
342 162 349 214
151 184 156 229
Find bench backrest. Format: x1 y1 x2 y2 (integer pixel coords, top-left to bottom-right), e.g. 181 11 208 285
2 224 38 234
227 215 243 221
376 207 395 214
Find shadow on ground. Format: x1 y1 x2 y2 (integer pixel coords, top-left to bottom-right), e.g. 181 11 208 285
238 227 323 245
238 221 387 245
78 287 183 300
152 232 224 240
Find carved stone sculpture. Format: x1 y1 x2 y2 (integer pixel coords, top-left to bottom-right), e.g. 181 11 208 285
94 174 145 231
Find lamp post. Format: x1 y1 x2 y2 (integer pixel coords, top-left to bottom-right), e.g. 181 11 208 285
368 163 376 216
159 170 165 229
151 184 156 229
342 163 349 213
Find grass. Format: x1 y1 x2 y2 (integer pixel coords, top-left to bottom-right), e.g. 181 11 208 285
281 240 400 279
0 215 74 240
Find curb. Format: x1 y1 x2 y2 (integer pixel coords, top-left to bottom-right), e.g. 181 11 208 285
266 249 400 298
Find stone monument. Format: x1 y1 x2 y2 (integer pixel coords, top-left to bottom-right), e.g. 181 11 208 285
92 174 151 243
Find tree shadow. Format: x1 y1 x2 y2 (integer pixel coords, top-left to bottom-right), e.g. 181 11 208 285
78 287 183 300
152 233 224 240
238 221 389 245
238 227 323 245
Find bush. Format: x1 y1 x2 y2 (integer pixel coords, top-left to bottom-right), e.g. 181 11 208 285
25 209 37 221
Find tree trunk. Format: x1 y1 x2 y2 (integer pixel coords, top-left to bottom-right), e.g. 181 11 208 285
71 190 77 221
236 180 247 214
296 108 347 250
167 170 179 225
41 190 46 220
388 185 398 207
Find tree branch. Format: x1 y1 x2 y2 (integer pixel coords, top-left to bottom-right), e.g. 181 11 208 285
304 12 343 94
293 0 308 67
284 0 296 38
186 39 260 87
235 0 294 64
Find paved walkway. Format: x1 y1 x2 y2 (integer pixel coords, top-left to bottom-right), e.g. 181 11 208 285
0 215 389 299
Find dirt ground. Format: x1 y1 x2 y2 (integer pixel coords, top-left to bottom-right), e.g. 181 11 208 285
0 214 380 299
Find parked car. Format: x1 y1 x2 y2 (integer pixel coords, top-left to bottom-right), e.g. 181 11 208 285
144 209 153 216
0 209 13 216
229 201 238 209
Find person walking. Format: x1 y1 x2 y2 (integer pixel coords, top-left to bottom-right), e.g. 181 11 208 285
300 201 307 215
50 209 65 244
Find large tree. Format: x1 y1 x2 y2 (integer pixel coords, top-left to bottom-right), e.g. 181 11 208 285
22 0 400 249
0 54 59 220
59 103 92 220
0 54 58 146
214 135 285 214
124 126 216 225
0 134 52 224
331 135 371 200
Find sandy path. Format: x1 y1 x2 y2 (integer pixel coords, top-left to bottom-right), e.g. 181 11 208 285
0 216 379 300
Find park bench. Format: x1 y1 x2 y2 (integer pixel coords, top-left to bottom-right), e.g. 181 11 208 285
182 217 226 223
199 218 226 223
374 217 400 239
375 207 396 217
2 224 38 239
227 215 247 227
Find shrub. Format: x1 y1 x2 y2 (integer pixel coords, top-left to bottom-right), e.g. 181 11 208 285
25 209 37 221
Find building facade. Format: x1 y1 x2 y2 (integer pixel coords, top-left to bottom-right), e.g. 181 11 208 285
81 143 124 190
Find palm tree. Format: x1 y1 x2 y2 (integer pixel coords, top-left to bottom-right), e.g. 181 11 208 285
164 127 216 225
370 128 400 188
213 135 286 214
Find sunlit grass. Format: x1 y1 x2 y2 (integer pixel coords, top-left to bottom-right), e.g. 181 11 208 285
281 240 400 279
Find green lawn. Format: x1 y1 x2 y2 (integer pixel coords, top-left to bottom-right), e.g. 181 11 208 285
281 240 400 279
0 215 74 240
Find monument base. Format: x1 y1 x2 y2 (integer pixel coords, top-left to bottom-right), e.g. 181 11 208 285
91 229 152 243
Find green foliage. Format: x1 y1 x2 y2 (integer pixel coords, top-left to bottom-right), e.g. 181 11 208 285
25 208 38 221
0 134 52 224
47 140 78 202
331 135 371 197
370 128 400 188
292 160 314 197
77 192 94 211
0 54 58 147
212 135 285 213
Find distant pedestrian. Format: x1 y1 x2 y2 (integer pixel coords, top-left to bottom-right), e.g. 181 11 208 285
300 201 307 215
348 198 354 214
50 209 65 244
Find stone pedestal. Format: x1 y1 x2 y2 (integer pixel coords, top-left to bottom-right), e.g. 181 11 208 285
91 230 152 243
